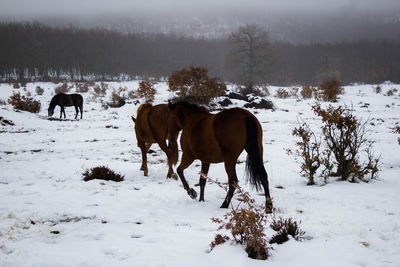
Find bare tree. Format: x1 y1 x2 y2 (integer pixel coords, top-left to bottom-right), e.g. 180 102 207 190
226 24 272 93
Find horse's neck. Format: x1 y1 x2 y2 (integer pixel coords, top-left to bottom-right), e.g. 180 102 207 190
182 112 210 127
49 99 57 109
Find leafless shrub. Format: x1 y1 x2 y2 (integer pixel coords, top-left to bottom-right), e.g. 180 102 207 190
92 82 108 98
290 87 299 98
386 88 398 96
8 92 41 113
392 125 400 145
375 86 382 94
13 83 20 89
54 82 71 94
300 85 317 99
274 88 290 99
35 86 44 95
238 84 269 97
287 122 331 185
75 82 90 93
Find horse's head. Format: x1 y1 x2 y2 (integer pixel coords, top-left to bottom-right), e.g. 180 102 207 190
167 101 185 129
168 100 209 129
48 106 54 117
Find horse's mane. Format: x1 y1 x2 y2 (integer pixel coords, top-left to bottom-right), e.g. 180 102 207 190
171 100 209 113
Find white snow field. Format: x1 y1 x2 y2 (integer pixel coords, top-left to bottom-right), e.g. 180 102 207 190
0 81 399 267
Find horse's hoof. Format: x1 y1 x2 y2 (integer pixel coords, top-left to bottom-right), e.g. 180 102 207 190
188 188 197 199
140 166 144 171
265 203 273 214
168 173 178 180
220 202 229 209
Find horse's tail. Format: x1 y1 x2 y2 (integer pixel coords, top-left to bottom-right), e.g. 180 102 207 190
244 115 268 192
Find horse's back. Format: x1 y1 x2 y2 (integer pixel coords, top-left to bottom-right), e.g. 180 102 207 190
71 94 83 105
184 108 252 162
135 103 168 143
54 93 82 106
149 104 169 139
214 108 254 151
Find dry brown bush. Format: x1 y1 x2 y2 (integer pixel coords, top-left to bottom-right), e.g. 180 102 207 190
108 91 126 108
35 86 44 95
75 82 90 93
8 92 41 113
209 179 271 260
92 82 108 98
54 82 71 94
137 77 157 102
300 85 317 99
392 125 400 145
287 122 331 185
386 88 398 96
168 66 226 105
269 217 305 244
82 166 124 182
312 104 380 182
317 80 344 102
274 88 290 99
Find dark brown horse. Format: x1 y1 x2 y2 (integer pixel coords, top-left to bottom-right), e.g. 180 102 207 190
48 93 83 119
132 103 180 179
168 101 272 211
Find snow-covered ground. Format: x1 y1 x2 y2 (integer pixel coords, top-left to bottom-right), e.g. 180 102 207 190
0 81 399 266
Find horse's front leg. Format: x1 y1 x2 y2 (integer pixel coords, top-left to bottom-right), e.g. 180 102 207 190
59 106 63 119
220 158 239 208
177 154 197 199
158 139 177 180
61 106 66 119
198 162 210 202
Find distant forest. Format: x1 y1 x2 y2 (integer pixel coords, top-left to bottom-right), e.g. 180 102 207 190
1 22 399 85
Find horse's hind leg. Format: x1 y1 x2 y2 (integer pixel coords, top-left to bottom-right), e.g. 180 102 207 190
61 107 66 119
261 176 273 213
74 106 79 119
220 158 239 209
198 162 210 202
138 141 150 176
177 154 197 199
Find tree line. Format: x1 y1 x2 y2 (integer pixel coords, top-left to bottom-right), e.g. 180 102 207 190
1 22 399 85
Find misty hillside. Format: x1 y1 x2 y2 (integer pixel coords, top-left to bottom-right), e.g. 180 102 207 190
1 0 400 43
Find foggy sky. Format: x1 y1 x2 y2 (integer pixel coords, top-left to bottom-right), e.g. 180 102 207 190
1 0 399 18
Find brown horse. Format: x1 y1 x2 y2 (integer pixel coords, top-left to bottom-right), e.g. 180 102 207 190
132 103 180 178
168 101 272 211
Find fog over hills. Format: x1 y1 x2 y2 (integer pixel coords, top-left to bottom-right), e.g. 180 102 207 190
1 0 399 43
